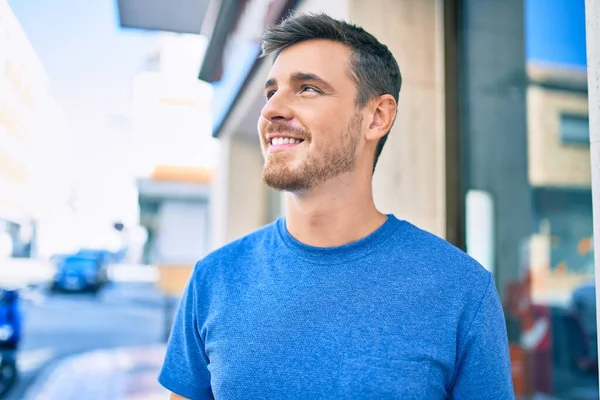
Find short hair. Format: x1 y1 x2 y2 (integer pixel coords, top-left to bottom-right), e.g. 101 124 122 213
260 12 402 172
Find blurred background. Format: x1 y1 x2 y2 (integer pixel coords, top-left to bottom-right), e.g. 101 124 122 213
0 0 598 399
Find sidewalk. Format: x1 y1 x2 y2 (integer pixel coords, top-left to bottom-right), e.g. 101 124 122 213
23 345 169 400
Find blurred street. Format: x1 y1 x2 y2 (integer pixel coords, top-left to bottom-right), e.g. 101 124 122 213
2 0 599 398
0 262 167 399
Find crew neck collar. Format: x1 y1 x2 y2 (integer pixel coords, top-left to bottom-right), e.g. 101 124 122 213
275 214 401 265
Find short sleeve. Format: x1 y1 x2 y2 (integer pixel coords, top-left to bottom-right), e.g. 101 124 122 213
450 275 516 399
158 265 213 400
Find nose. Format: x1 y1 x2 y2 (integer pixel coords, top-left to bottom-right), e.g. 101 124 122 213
260 92 293 122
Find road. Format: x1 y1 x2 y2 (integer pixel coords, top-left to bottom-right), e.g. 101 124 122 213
4 279 167 400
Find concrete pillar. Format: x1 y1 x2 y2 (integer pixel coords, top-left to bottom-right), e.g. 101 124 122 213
458 0 531 297
348 0 448 238
584 0 600 372
209 134 269 250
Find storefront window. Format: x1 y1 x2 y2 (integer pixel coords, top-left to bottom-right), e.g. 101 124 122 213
459 0 596 398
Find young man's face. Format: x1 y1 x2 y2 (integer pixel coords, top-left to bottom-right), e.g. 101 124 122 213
258 39 364 192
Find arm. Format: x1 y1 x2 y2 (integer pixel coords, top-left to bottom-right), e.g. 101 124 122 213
158 264 214 399
449 275 515 399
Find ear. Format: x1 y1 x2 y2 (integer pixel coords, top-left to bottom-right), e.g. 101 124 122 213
365 94 397 143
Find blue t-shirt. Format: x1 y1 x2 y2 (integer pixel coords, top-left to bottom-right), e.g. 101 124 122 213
158 215 515 399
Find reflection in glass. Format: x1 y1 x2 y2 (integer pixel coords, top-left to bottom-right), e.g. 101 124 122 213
459 0 596 398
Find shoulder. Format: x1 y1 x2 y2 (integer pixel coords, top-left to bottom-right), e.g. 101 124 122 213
399 221 488 273
189 220 279 283
204 220 277 263
395 220 502 337
395 220 493 298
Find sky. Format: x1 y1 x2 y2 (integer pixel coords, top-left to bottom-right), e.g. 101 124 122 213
8 0 161 225
525 0 587 69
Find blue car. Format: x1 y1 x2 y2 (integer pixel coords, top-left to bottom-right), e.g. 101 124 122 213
0 288 21 350
51 254 110 293
0 287 21 395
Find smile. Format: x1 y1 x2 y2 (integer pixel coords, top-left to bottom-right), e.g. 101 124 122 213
267 136 304 153
270 137 303 145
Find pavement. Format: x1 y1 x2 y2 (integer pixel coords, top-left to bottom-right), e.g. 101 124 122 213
14 281 171 400
22 345 169 400
0 259 172 399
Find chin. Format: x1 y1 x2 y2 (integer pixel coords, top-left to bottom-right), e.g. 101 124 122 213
262 167 310 192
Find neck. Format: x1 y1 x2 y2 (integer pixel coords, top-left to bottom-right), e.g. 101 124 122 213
284 172 387 247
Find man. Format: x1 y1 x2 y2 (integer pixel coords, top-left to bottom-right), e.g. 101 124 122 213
159 12 515 400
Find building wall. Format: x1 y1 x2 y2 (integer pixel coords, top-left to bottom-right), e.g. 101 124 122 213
209 135 268 249
527 86 590 187
1 1 77 257
155 200 209 295
156 201 209 265
349 0 448 238
0 1 45 223
137 175 211 295
458 0 531 295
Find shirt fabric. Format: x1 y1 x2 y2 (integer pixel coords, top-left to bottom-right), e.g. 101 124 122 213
158 215 515 399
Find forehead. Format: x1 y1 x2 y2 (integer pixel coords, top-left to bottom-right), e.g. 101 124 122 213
267 39 353 84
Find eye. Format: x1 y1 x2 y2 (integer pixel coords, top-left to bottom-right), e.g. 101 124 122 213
300 85 321 94
265 89 276 100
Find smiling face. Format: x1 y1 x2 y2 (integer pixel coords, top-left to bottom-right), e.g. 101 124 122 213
258 39 364 192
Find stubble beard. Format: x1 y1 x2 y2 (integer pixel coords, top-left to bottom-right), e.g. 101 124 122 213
261 114 362 193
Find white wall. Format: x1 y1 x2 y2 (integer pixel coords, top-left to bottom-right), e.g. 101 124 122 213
156 201 208 265
209 135 268 250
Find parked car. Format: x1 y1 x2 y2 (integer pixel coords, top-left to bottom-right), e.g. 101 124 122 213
51 254 109 293
0 287 21 396
75 249 113 264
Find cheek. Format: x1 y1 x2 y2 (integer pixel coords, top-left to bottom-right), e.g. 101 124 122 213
257 119 267 136
310 120 343 148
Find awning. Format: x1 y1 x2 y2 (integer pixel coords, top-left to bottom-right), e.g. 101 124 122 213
116 0 212 34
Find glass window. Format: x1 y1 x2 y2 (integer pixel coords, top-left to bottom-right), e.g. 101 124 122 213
560 114 590 146
458 0 596 398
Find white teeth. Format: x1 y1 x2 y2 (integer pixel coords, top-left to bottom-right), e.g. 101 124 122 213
271 137 302 145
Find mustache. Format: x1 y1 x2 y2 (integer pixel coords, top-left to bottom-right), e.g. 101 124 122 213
264 122 310 139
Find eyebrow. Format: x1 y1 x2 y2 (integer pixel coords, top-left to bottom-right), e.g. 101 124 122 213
264 72 334 91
